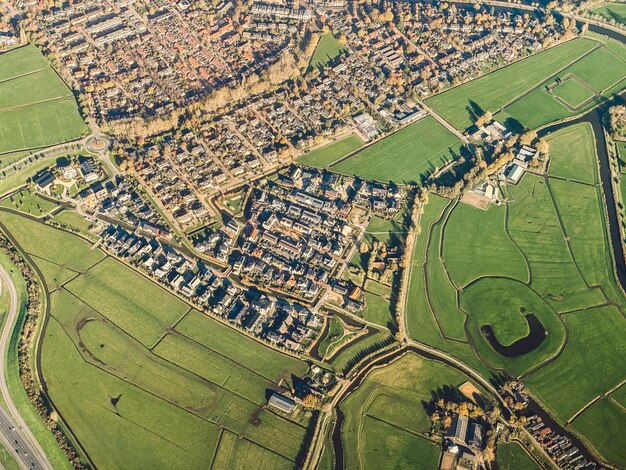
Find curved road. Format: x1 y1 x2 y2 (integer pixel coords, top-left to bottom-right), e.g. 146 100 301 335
0 265 53 470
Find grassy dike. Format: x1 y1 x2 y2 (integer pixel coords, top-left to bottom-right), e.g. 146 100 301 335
0 250 72 469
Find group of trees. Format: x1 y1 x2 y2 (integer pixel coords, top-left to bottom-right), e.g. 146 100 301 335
609 105 626 140
0 234 87 468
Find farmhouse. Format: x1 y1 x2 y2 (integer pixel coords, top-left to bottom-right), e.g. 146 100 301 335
268 392 297 413
33 170 55 191
446 413 483 451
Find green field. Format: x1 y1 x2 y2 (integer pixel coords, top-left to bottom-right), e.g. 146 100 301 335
309 33 346 69
339 353 468 469
1 211 312 469
552 77 595 108
497 442 540 470
299 134 364 168
365 211 409 246
591 2 626 25
571 398 626 467
425 38 598 130
52 210 97 238
331 117 463 184
546 122 598 184
0 189 57 215
404 122 626 465
0 44 87 153
442 202 528 287
498 40 626 129
361 291 393 328
524 306 626 423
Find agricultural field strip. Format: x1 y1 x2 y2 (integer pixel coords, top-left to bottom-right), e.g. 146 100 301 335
156 325 284 384
48 291 303 462
362 412 433 441
419 199 468 342
58 280 280 390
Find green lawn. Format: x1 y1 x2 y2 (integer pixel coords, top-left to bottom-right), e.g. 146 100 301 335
425 38 597 130
424 203 467 340
366 211 409 246
0 44 87 154
405 195 489 377
53 210 97 238
442 202 528 287
339 353 468 469
174 309 308 381
524 306 626 423
331 117 463 184
497 442 540 470
220 191 244 216
365 279 391 297
0 189 57 215
549 179 612 288
298 134 364 168
571 398 626 467
0 210 104 274
317 316 345 358
361 291 393 328
591 2 626 25
0 45 48 82
328 328 393 374
309 33 346 69
546 122 598 184
552 78 595 108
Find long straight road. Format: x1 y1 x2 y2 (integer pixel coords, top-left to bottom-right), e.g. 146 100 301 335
0 265 53 470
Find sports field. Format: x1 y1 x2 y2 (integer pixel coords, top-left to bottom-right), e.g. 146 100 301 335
0 210 312 469
590 2 626 25
331 116 463 184
309 33 346 69
339 353 469 469
405 123 626 466
426 37 626 131
0 44 87 154
298 134 363 168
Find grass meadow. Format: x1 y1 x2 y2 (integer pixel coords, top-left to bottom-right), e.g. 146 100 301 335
298 134 363 168
571 397 626 467
0 44 87 154
331 116 463 184
590 2 626 25
309 33 346 69
497 442 540 470
404 121 626 466
339 353 468 469
425 38 597 129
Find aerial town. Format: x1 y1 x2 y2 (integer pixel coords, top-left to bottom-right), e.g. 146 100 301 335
0 0 624 469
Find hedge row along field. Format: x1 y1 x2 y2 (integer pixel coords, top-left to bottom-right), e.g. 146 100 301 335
0 211 311 469
406 123 626 467
0 44 87 155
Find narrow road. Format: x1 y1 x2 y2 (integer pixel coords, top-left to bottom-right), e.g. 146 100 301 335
0 265 53 470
